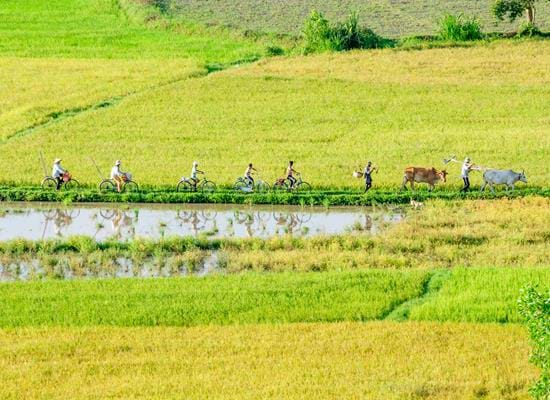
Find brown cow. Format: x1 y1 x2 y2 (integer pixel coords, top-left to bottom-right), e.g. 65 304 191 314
401 167 448 191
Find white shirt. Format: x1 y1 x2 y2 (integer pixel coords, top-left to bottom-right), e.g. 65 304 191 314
191 165 198 180
52 164 66 178
461 162 471 178
111 165 122 179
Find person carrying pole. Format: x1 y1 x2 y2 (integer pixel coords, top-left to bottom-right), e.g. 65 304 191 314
363 161 377 192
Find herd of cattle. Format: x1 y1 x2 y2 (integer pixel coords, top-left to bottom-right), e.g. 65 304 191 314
401 167 527 192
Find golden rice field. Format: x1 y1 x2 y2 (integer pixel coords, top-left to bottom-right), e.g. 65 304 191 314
0 322 535 400
0 58 202 140
1 41 548 188
221 197 550 272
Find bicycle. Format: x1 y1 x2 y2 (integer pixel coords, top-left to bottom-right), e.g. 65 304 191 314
233 175 270 193
41 172 80 190
273 173 311 192
177 176 216 193
99 176 139 193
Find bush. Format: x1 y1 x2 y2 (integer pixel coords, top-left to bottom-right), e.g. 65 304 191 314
518 285 549 399
438 14 484 41
303 10 388 54
517 21 542 37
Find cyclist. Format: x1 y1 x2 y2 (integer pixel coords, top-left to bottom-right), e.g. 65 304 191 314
51 158 67 190
286 161 298 188
111 160 132 193
244 163 257 186
190 161 204 189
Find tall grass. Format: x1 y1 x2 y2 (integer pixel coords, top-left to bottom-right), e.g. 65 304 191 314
0 322 535 399
0 270 428 327
409 267 550 323
438 14 484 41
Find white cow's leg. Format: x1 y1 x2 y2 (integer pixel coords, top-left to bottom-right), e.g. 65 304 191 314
480 181 487 192
490 183 495 194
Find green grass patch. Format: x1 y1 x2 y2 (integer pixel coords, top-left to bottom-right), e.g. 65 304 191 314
0 270 429 327
0 0 268 62
0 185 546 206
409 267 550 323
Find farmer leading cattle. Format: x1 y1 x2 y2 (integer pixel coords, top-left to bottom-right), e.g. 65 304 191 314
52 158 67 190
461 157 475 192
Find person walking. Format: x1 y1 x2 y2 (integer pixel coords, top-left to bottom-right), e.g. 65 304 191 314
363 161 376 192
461 157 474 192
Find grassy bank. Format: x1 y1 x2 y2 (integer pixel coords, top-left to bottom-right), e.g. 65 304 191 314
0 322 535 399
0 185 546 205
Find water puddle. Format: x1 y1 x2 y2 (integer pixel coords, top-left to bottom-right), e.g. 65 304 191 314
0 202 405 241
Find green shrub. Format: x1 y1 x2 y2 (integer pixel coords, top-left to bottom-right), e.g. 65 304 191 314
517 21 543 37
518 285 549 399
303 10 388 54
438 14 484 41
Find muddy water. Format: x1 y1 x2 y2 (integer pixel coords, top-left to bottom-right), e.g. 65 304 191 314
0 202 405 241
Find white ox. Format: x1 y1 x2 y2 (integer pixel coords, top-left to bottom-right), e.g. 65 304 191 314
481 169 527 193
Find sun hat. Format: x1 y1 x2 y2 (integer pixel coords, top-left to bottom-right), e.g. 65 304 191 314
54 158 62 164
115 160 121 166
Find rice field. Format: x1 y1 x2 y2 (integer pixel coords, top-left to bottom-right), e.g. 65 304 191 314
170 0 550 37
1 1 549 398
1 41 548 188
0 322 536 399
0 58 202 140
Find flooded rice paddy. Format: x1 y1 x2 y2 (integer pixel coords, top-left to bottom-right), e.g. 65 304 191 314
0 202 405 281
0 202 404 241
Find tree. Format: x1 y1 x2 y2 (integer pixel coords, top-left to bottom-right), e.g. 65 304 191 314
492 0 548 24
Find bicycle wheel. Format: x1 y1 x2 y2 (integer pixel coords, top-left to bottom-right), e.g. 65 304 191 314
63 179 80 190
233 178 248 192
255 181 270 193
177 180 194 192
201 180 216 193
66 209 80 219
41 177 57 190
99 180 116 192
273 180 288 192
99 209 116 219
296 181 312 192
123 181 139 193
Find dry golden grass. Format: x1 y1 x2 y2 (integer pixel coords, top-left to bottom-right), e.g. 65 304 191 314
0 57 202 139
231 41 550 86
0 321 535 399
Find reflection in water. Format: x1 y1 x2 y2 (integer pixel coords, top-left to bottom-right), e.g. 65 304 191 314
0 203 405 241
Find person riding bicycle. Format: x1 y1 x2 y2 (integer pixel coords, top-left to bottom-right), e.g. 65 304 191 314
244 163 257 186
111 160 132 193
286 161 298 188
190 161 204 189
52 158 67 190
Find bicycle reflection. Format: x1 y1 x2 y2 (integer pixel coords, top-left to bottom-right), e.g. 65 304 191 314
42 208 79 238
95 209 137 240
